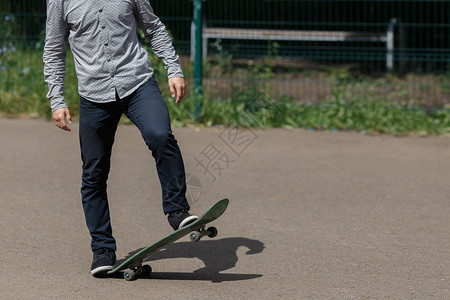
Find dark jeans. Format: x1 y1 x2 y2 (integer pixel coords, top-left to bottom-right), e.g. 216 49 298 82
79 77 189 251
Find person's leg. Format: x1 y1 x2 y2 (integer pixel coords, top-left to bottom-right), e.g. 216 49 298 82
79 96 122 251
121 77 190 215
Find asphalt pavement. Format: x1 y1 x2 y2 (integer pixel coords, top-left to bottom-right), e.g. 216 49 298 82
0 117 448 299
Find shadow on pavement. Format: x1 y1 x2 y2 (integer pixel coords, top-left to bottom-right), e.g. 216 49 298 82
110 237 264 282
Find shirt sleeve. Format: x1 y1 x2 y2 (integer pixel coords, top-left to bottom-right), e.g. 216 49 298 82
43 0 69 112
133 0 184 79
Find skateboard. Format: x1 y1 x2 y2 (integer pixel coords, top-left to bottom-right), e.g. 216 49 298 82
107 198 229 281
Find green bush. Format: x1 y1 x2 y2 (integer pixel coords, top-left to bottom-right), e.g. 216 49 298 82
0 49 449 136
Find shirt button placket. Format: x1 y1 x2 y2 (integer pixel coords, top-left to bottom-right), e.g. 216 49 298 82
98 4 114 80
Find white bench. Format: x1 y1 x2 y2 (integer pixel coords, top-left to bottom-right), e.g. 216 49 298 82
191 18 398 71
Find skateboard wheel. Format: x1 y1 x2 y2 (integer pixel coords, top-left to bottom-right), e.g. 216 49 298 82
189 231 201 242
207 227 218 238
124 270 135 281
141 265 152 276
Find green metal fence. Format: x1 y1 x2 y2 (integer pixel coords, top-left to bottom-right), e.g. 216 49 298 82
0 0 449 114
191 0 449 108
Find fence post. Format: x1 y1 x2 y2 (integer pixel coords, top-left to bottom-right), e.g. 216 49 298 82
386 18 397 72
192 0 203 121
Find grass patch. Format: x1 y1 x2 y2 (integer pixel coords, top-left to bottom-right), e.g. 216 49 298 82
187 93 450 136
0 49 449 136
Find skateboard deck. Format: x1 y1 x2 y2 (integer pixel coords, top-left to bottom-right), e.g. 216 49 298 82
107 198 229 280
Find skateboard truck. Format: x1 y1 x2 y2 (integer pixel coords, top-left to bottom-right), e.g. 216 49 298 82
189 226 218 242
123 263 152 281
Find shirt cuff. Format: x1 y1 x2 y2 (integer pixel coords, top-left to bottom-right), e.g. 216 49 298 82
167 66 184 79
50 98 68 112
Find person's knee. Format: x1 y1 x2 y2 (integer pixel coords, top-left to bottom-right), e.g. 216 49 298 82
81 159 110 188
142 129 171 151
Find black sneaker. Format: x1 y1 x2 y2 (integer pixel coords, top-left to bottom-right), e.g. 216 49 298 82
168 210 198 230
91 248 116 276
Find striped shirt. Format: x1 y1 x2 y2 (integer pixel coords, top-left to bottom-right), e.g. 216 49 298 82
43 0 183 112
